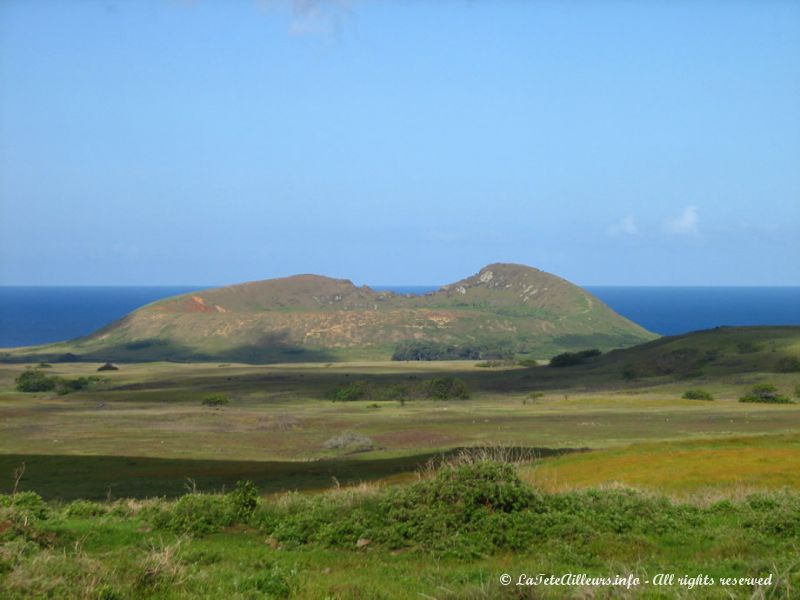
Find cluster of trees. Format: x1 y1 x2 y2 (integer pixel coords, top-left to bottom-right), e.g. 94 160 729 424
326 377 470 402
391 341 514 361
14 368 102 395
549 349 602 368
740 383 793 404
682 389 714 400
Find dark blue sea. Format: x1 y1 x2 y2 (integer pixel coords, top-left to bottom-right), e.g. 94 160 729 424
1 285 798 348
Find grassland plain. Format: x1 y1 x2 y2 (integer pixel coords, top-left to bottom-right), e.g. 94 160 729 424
1 326 800 597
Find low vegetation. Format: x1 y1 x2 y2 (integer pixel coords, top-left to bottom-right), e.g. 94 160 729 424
323 431 376 452
391 340 514 361
14 368 102 395
739 383 793 404
200 393 230 407
13 368 57 392
682 389 714 400
776 356 800 373
1 326 800 596
549 348 601 367
325 377 470 402
0 461 796 598
522 391 545 405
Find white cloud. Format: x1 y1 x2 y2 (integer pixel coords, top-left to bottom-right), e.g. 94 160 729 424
663 206 700 235
607 214 639 237
288 0 352 36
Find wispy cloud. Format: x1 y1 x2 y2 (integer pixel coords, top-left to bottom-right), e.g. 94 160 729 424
287 0 353 36
663 206 700 235
607 214 639 237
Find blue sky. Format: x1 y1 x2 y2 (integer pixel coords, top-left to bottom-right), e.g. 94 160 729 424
1 1 798 286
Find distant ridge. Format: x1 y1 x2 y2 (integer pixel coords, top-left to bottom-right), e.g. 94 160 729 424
2 263 657 363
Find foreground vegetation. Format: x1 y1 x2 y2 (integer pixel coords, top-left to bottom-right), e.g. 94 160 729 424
1 459 796 599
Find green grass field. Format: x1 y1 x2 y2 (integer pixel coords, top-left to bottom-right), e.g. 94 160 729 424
2 326 800 597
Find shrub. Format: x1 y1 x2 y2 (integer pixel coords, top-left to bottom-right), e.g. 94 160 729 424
776 356 800 373
0 491 49 521
97 362 118 371
56 376 101 395
682 389 714 400
740 383 792 404
621 363 640 380
64 499 108 518
523 391 544 405
422 377 470 400
391 341 513 361
201 393 229 406
550 349 601 368
15 372 104 395
15 369 57 392
392 341 480 361
325 381 369 402
517 358 540 367
737 341 762 354
227 480 260 521
795 384 800 399
376 383 411 401
376 462 537 555
163 494 233 534
324 381 413 403
240 565 295 598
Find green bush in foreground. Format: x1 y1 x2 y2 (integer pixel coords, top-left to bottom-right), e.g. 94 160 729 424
228 480 260 521
1 465 799 597
740 383 792 404
0 491 50 522
64 499 108 518
152 493 234 534
682 389 714 400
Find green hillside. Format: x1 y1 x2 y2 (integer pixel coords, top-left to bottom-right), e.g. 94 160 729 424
1 263 655 363
590 325 800 379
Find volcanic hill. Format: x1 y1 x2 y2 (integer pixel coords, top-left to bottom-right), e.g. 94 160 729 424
3 264 657 363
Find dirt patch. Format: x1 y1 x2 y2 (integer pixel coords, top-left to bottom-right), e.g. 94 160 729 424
257 414 304 431
373 429 455 448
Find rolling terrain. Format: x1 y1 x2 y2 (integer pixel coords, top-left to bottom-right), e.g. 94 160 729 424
0 264 655 363
1 326 799 499
2 326 799 598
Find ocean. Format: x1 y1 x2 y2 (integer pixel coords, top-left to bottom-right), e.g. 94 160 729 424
1 285 798 348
